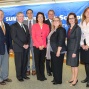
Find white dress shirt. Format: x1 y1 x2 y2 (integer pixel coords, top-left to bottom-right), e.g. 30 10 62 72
80 20 89 46
49 19 52 24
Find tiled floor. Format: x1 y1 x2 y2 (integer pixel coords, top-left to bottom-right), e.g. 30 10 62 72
0 57 87 89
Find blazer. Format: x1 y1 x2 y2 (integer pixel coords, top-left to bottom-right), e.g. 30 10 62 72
80 21 89 46
10 22 30 52
32 23 49 48
67 24 81 53
0 22 12 55
50 27 66 54
45 19 51 31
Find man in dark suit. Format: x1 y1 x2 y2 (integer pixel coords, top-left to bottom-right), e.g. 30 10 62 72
0 10 12 85
45 10 55 76
11 12 30 82
23 9 36 76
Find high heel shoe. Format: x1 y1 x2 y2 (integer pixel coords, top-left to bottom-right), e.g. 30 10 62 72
68 81 73 83
70 80 78 86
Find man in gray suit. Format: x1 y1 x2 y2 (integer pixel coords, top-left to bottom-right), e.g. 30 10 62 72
23 9 36 75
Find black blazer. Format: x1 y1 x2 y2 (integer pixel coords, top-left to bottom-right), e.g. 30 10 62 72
11 22 30 52
45 19 51 31
0 22 12 55
50 27 66 54
67 24 81 53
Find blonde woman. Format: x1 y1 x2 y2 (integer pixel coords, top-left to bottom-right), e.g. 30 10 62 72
80 7 89 87
46 17 66 85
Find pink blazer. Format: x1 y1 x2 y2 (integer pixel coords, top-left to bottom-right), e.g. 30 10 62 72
32 23 49 48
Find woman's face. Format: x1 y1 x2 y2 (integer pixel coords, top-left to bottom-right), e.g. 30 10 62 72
85 9 89 19
37 14 43 23
68 15 75 25
53 18 60 27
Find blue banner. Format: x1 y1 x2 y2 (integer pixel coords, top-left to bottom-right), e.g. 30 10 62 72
0 1 89 31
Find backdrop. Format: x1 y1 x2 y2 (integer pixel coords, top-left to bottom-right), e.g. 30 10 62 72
0 1 89 31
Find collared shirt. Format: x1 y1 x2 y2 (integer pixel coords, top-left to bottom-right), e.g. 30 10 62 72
18 21 22 26
49 19 52 24
80 20 89 46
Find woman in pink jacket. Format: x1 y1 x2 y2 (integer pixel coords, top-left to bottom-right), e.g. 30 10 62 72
32 12 49 81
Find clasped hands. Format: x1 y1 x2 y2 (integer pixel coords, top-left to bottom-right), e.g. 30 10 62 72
23 44 29 49
39 46 44 50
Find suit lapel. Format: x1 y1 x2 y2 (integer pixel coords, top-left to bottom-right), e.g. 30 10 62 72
25 21 28 26
70 24 77 34
48 19 51 25
33 20 36 24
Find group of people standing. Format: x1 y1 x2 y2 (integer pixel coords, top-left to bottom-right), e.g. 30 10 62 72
0 6 89 88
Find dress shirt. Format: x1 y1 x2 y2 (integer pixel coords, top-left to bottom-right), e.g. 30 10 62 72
49 19 52 24
80 20 89 46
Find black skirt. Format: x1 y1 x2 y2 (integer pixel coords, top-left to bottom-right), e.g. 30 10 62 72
80 47 89 63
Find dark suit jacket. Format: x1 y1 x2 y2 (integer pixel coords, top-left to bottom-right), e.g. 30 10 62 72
0 22 12 55
45 19 51 31
67 24 81 53
50 27 66 54
10 22 30 52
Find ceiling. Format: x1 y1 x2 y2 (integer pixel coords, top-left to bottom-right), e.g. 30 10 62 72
0 0 87 3
0 0 88 6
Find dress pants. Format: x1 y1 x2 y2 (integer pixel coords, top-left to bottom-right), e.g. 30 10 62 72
46 59 52 74
51 52 64 83
0 45 9 82
85 63 89 83
27 38 35 71
33 47 46 80
14 49 28 79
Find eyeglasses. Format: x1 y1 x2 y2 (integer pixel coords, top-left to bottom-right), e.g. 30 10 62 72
53 20 60 22
69 18 75 20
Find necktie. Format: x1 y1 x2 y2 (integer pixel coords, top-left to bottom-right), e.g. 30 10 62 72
29 21 32 35
21 24 26 33
1 22 5 35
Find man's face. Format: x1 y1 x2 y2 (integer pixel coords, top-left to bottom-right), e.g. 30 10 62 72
48 11 55 20
27 10 33 19
17 13 24 23
0 11 4 21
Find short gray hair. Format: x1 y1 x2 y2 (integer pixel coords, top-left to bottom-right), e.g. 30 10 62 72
16 12 24 16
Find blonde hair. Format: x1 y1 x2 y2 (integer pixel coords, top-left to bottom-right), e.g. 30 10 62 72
82 7 89 23
51 17 62 31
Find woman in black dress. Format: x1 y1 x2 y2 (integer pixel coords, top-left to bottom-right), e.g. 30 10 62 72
66 13 81 86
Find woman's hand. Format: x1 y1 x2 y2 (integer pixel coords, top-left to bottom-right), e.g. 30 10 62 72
39 46 43 50
81 45 85 49
56 50 60 57
85 45 89 51
56 47 62 57
72 53 76 58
